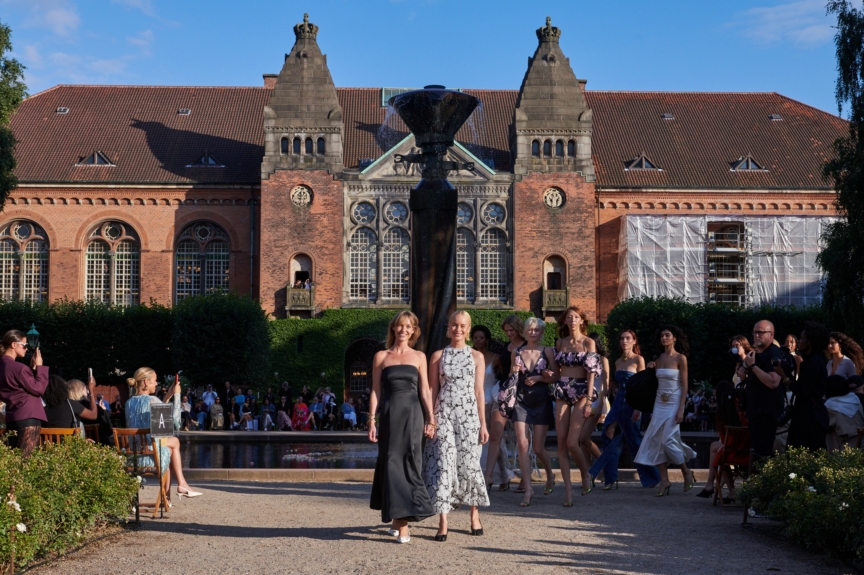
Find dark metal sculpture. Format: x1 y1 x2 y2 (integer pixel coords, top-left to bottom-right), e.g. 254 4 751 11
389 86 480 355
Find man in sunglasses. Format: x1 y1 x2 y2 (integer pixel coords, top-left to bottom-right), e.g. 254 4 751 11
741 320 788 458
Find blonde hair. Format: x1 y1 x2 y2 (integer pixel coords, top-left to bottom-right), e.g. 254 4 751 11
500 314 525 338
449 310 472 330
386 311 421 348
67 379 87 401
127 367 156 394
524 316 546 334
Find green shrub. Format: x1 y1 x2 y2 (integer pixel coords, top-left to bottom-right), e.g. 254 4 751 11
0 438 138 569
172 293 271 388
740 447 864 565
606 297 828 384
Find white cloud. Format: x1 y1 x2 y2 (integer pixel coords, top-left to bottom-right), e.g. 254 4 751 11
23 45 44 69
111 0 155 16
88 58 128 75
733 0 833 47
9 0 82 37
127 29 154 52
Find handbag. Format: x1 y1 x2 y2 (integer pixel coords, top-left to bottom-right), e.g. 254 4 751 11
67 400 86 438
624 369 659 414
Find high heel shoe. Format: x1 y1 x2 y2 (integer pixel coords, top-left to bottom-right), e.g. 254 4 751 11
519 493 533 507
469 525 483 536
588 473 596 488
655 484 672 497
603 481 618 491
177 486 202 498
683 470 695 492
695 488 714 499
498 482 510 492
544 476 556 495
581 486 593 496
562 500 573 507
434 532 448 542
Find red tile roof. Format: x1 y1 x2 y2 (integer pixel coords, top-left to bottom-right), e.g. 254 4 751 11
10 85 846 190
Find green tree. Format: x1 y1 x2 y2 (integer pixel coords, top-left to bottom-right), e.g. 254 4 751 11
0 20 27 210
821 2 864 341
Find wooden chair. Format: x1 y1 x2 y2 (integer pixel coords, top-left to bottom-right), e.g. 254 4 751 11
113 428 169 520
39 428 78 445
857 428 864 449
83 424 100 443
713 426 750 508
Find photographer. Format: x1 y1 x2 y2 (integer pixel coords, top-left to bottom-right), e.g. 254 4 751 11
786 322 829 451
0 330 48 457
741 320 787 457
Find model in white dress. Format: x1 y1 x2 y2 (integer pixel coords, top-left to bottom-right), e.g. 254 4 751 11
634 368 696 468
480 362 514 486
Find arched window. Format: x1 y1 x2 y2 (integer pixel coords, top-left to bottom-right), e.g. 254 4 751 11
544 255 566 290
567 140 575 156
86 221 139 306
317 137 326 155
381 227 409 301
555 140 564 157
349 228 377 301
479 229 507 302
543 140 552 157
531 140 540 157
305 138 313 155
280 137 289 155
456 228 476 303
0 221 49 302
293 137 301 155
175 222 230 303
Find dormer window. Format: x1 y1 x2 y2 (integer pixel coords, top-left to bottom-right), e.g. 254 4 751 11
76 151 114 166
178 109 192 116
731 154 765 171
186 152 224 168
56 107 69 115
625 152 660 171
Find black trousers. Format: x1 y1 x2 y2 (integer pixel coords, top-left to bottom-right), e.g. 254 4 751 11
748 414 777 457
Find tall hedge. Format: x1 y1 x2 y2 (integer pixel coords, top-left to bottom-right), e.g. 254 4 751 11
605 297 829 384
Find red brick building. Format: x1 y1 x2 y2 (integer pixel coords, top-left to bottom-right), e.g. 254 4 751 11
6 15 845 322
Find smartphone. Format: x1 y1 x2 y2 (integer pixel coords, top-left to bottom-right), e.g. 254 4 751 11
88 368 93 380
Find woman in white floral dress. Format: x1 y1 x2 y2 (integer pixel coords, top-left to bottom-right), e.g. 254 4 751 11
424 311 490 542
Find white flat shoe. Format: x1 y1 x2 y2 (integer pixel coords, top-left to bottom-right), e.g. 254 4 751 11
396 536 410 544
177 487 203 498
387 529 399 537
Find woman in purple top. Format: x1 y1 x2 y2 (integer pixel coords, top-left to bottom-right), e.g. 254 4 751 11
0 330 49 456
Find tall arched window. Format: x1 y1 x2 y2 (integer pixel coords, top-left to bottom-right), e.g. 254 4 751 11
479 229 507 302
281 137 289 154
381 227 409 301
305 138 313 155
531 140 540 157
556 140 564 157
0 221 49 302
317 137 326 155
85 221 139 306
293 137 301 155
567 140 575 156
175 222 230 303
349 228 377 301
456 228 476 303
543 140 552 156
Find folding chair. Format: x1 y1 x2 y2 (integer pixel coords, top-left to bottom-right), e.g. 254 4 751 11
113 428 169 520
83 424 100 443
39 428 78 445
713 426 750 508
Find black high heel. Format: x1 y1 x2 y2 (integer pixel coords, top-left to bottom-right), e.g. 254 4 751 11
695 488 714 499
470 525 483 536
434 532 448 542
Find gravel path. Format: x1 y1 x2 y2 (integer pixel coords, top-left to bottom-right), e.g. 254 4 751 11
31 481 849 575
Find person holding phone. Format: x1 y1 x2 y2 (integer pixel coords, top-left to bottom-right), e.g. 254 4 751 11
0 329 48 457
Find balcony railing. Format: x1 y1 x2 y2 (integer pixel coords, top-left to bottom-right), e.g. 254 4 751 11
707 231 744 252
708 263 745 282
286 287 315 310
542 286 569 315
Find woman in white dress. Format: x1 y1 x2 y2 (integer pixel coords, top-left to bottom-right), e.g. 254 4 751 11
634 324 696 497
471 325 513 490
424 311 490 542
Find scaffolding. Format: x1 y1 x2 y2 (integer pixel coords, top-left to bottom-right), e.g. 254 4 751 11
617 215 837 307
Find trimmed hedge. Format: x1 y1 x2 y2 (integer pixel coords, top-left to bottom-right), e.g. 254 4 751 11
605 297 829 384
0 438 138 569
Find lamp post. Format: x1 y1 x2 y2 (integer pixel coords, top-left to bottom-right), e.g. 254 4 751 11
25 324 40 350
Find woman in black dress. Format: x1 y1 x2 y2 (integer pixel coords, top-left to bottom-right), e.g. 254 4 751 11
787 321 829 451
369 311 435 543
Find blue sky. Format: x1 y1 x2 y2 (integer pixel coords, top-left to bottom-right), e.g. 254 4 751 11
1 0 843 115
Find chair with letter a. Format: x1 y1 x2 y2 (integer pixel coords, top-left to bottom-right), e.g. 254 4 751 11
113 428 169 520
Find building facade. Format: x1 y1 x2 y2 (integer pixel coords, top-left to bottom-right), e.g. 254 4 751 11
6 15 845 322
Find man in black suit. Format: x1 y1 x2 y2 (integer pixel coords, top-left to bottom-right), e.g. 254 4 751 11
741 320 787 457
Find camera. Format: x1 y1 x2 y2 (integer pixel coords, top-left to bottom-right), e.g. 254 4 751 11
729 346 740 357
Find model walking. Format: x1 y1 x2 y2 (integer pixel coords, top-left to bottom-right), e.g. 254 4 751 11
369 311 436 544
472 325 513 490
424 311 490 541
633 325 696 496
552 308 601 505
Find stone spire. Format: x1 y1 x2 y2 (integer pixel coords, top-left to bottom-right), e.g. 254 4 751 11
261 13 343 178
512 17 594 180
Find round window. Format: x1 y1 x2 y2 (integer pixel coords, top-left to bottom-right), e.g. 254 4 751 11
352 202 376 224
291 185 313 207
104 223 122 241
543 188 565 209
194 224 213 242
457 203 473 225
12 223 30 241
384 202 408 224
481 203 505 225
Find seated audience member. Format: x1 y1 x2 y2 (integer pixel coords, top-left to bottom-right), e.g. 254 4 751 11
209 397 225 429
341 398 357 430
825 374 864 451
309 396 323 429
292 396 313 431
234 388 246 408
235 398 256 430
96 394 110 411
110 398 125 427
263 387 275 404
260 398 276 431
44 375 98 430
227 397 238 428
71 378 113 445
191 400 208 430
276 395 293 431
202 385 218 409
180 395 193 430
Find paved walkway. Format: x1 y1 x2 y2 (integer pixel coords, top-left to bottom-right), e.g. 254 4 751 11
32 481 848 575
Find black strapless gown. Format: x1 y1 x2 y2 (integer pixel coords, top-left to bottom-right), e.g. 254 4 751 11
370 365 434 523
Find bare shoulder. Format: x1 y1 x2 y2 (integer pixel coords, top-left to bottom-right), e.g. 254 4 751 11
373 350 388 365
678 354 688 368
430 349 444 363
471 348 485 363
583 337 597 351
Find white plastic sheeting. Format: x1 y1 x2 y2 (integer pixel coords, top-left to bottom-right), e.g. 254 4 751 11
617 215 837 307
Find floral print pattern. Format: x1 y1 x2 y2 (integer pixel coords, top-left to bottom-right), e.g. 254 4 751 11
424 346 490 514
552 377 593 405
